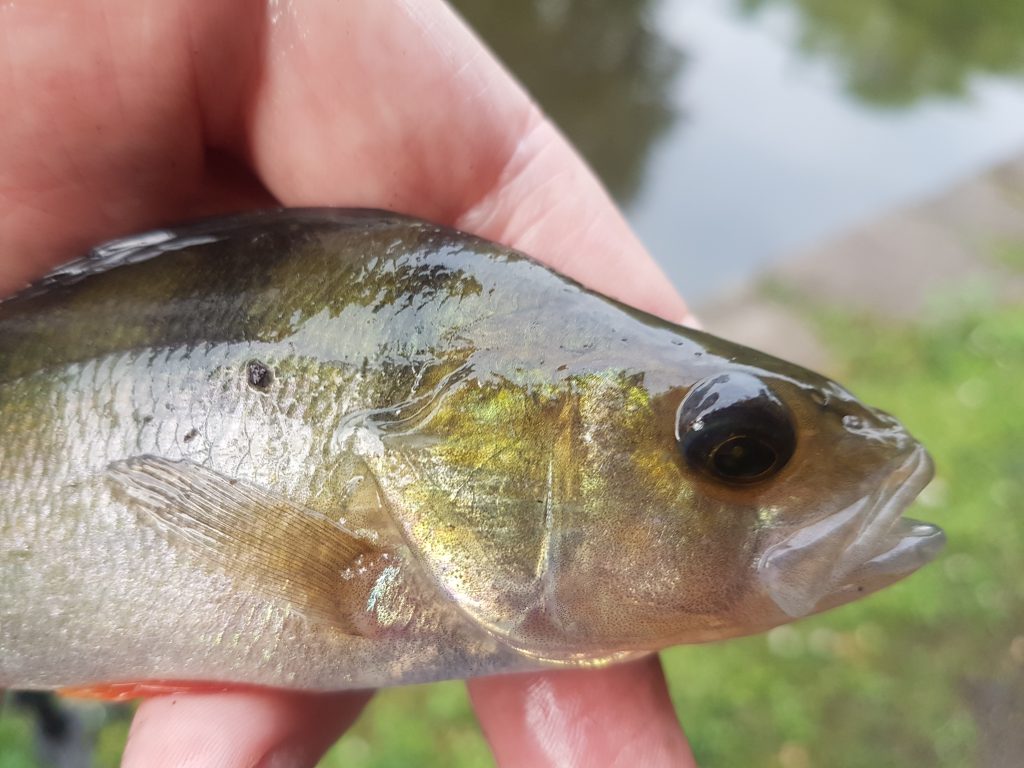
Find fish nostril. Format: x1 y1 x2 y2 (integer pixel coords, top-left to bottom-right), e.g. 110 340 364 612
842 414 865 431
842 408 901 434
810 390 829 409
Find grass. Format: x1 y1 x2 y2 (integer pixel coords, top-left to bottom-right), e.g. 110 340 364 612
3 294 1021 767
993 240 1024 272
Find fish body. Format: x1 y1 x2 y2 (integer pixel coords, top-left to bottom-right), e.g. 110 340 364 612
0 210 944 692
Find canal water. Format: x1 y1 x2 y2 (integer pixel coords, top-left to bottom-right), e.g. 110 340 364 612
454 0 1024 301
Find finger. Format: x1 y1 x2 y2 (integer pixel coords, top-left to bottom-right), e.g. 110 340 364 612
243 0 690 322
121 689 370 768
3 0 691 324
469 656 696 768
0 1 257 289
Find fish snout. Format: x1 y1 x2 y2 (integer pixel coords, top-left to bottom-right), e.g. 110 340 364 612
839 405 921 454
757 444 943 618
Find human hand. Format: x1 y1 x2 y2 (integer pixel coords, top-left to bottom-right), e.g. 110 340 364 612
1 1 698 765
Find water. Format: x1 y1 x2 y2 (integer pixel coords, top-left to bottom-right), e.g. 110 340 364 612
454 0 1024 302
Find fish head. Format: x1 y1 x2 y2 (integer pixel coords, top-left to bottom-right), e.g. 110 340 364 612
565 336 945 648
368 319 944 658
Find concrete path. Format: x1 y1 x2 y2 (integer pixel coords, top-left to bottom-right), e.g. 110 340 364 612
697 151 1024 371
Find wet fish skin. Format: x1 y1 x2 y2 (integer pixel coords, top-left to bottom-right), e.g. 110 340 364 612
0 209 943 692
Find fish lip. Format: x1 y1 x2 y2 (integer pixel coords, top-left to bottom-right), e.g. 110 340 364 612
838 516 946 582
855 449 940 563
758 444 943 618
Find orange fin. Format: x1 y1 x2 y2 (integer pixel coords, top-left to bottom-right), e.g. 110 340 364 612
57 679 259 702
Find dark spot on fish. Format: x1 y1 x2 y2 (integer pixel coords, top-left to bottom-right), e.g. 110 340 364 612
247 360 273 390
183 428 199 443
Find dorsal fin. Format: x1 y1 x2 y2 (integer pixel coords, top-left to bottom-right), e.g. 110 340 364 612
3 208 423 303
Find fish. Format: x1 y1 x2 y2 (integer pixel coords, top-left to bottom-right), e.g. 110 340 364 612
0 209 944 698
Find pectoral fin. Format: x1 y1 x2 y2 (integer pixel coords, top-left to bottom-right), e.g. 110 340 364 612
108 456 384 634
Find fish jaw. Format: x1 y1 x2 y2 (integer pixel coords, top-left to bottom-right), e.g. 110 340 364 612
758 445 943 618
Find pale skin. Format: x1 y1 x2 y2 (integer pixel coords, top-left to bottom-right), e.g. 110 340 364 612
1 1 699 765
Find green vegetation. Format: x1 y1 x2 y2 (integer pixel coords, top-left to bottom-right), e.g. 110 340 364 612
741 0 1024 106
994 241 1024 272
0 713 34 768
322 682 490 767
4 290 1021 766
0 702 129 768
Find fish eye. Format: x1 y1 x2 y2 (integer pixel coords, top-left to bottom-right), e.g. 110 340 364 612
675 373 796 485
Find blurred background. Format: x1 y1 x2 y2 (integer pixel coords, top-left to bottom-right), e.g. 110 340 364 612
3 0 1024 765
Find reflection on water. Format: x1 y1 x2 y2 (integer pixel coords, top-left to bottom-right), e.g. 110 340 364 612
741 0 1024 107
456 0 1024 301
636 0 1024 300
451 0 683 202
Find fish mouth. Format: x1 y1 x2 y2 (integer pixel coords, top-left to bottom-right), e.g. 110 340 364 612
759 445 944 618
